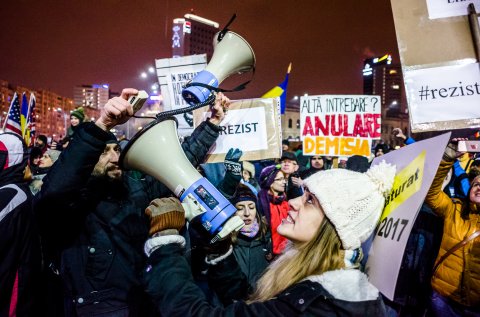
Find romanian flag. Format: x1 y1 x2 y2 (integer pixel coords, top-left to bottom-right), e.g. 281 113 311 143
20 93 29 136
3 93 22 135
24 94 36 146
261 62 292 114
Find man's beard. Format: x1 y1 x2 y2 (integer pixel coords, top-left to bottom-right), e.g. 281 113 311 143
92 164 122 182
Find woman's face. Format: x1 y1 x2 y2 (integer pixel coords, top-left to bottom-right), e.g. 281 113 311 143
270 171 287 194
277 189 325 243
242 170 251 182
70 116 80 127
235 200 257 228
311 156 324 169
470 176 480 204
39 153 54 168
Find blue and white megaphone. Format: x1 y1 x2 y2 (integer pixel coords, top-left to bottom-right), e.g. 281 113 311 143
182 31 256 106
120 117 244 242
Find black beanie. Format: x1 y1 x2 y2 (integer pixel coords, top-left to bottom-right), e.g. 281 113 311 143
231 184 257 205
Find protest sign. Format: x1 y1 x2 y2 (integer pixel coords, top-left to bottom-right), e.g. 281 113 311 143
365 132 451 300
155 54 207 135
299 94 381 157
193 98 282 163
391 0 480 132
426 0 480 19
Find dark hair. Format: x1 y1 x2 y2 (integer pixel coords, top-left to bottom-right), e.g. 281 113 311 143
37 135 48 144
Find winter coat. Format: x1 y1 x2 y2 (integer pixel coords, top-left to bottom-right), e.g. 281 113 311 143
0 134 41 317
35 121 220 316
425 159 480 307
233 232 271 288
143 242 387 317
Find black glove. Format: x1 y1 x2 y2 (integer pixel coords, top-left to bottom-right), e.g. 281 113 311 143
189 214 232 258
224 148 243 180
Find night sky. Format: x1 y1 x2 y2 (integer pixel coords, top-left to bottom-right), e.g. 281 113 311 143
0 0 399 102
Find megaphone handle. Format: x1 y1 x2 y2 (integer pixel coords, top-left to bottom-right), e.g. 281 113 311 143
217 13 237 42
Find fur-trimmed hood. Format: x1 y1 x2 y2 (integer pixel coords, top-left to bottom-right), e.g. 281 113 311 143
304 269 379 302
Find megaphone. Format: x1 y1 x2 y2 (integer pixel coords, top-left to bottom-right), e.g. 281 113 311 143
120 117 241 241
182 31 255 105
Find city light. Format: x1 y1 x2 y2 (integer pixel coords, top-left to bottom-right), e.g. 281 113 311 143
148 67 155 73
140 72 147 79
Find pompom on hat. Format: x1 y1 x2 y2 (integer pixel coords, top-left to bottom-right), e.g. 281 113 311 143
303 160 396 250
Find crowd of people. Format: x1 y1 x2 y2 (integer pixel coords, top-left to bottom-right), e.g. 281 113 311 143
1 89 479 317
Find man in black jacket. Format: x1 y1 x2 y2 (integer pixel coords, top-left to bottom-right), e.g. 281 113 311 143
35 88 229 316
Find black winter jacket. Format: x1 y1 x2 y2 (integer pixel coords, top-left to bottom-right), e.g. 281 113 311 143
0 134 41 317
35 121 220 316
233 233 270 289
144 241 387 317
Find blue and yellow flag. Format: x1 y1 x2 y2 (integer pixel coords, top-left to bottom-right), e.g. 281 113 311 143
20 92 29 136
24 94 36 146
261 63 292 114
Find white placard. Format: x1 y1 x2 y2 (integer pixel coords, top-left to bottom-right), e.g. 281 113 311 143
155 55 207 135
426 0 480 19
299 95 381 157
405 61 480 125
205 107 268 154
365 133 450 300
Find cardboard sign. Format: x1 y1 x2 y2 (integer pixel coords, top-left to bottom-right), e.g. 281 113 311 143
155 55 207 135
299 95 381 157
365 132 451 300
193 98 282 163
391 0 480 132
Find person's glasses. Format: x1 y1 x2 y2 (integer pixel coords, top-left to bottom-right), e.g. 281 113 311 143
274 177 287 182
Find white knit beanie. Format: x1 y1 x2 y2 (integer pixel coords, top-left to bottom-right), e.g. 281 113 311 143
303 160 396 250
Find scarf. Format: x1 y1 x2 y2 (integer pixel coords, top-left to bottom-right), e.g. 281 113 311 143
268 192 286 205
239 218 260 238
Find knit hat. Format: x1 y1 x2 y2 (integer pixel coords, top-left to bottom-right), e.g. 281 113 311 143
259 165 282 189
303 160 396 250
231 184 257 205
70 107 85 122
46 149 61 163
242 161 255 178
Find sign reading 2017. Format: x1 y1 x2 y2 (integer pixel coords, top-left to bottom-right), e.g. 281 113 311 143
376 217 409 242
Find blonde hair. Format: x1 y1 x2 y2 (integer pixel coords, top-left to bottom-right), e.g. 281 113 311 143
249 218 344 302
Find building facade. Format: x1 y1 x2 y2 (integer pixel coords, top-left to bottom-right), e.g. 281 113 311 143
171 14 219 60
73 84 110 109
0 80 99 141
363 54 409 147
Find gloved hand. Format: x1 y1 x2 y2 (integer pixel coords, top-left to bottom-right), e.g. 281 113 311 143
224 148 243 180
145 197 185 236
189 214 232 258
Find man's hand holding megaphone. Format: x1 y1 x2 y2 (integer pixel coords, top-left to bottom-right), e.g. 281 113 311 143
95 88 138 131
145 197 241 259
208 92 230 126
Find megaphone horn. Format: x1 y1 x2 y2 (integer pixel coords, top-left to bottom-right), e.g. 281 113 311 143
182 31 255 106
119 117 237 237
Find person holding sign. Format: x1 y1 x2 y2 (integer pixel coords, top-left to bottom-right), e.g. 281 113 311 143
425 140 480 316
141 161 396 316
